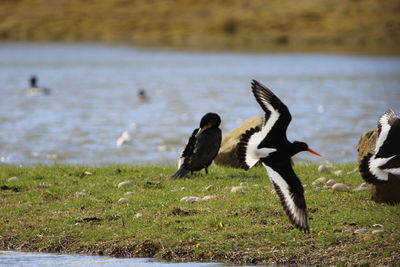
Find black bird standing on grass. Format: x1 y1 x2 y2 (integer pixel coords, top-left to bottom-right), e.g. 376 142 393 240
359 110 400 184
236 80 321 233
171 113 222 178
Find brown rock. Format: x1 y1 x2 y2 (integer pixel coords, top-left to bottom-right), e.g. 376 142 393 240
357 128 378 165
214 116 263 168
357 128 400 205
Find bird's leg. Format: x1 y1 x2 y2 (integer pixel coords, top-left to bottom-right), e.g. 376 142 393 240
205 166 208 175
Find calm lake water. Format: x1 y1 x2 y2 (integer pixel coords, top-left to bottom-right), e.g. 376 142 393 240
0 43 399 165
0 251 231 267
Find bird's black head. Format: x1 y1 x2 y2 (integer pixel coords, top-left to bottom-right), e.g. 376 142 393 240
30 76 37 87
138 89 146 97
199 112 221 129
292 141 322 157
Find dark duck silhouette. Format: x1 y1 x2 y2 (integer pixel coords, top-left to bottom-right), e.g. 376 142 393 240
171 112 222 178
236 80 321 233
359 110 400 184
27 75 51 96
136 89 150 103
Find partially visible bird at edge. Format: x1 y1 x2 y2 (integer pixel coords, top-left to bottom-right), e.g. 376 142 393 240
359 110 400 185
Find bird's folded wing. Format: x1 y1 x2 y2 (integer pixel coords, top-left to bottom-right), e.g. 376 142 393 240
380 154 400 171
178 128 199 168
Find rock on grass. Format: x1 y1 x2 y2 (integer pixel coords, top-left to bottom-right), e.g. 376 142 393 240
180 196 202 203
8 177 19 182
118 198 129 203
312 177 327 186
318 165 330 173
326 179 337 187
230 186 246 193
332 183 350 192
118 181 133 188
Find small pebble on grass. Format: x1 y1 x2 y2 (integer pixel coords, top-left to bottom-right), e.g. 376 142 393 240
204 185 214 191
118 181 133 188
326 179 337 187
318 165 330 173
202 195 217 201
334 170 343 176
312 177 327 186
230 186 246 193
133 213 143 219
118 198 129 203
124 191 136 196
180 196 202 203
332 183 350 192
8 177 19 182
75 191 86 198
354 228 368 234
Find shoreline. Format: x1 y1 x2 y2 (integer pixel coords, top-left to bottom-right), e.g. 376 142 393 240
1 164 399 265
2 40 400 57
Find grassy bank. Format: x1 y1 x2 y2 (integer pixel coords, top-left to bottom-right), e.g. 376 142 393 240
0 164 399 265
1 0 399 54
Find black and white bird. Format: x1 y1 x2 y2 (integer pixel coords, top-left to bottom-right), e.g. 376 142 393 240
171 113 222 178
27 75 51 96
359 110 400 185
236 80 321 233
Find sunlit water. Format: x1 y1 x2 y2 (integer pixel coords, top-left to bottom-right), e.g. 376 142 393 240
0 251 234 267
0 43 399 165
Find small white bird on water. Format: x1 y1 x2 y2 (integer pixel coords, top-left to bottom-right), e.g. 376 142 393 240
359 110 400 184
116 131 132 147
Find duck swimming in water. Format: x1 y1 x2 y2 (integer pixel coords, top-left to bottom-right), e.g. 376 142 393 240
136 89 150 103
171 112 222 178
27 75 51 96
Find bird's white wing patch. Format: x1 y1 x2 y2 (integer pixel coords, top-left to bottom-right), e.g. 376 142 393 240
376 113 391 154
178 150 184 169
244 102 280 168
369 155 395 182
264 164 309 231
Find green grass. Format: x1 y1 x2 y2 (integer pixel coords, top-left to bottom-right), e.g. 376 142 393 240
1 164 399 265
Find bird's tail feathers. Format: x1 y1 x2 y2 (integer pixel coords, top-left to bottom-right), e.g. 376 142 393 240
236 126 262 170
170 166 190 179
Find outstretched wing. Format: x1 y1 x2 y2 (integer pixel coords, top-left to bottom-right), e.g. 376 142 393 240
236 80 290 170
251 80 292 147
376 110 400 158
263 162 309 233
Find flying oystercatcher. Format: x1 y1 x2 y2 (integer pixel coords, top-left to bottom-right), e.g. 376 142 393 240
359 110 400 185
236 80 322 233
171 112 222 178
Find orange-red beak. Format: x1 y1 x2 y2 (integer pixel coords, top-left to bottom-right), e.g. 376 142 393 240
307 148 322 157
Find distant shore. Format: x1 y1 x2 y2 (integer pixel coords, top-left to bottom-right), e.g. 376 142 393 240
1 0 399 55
1 164 399 265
